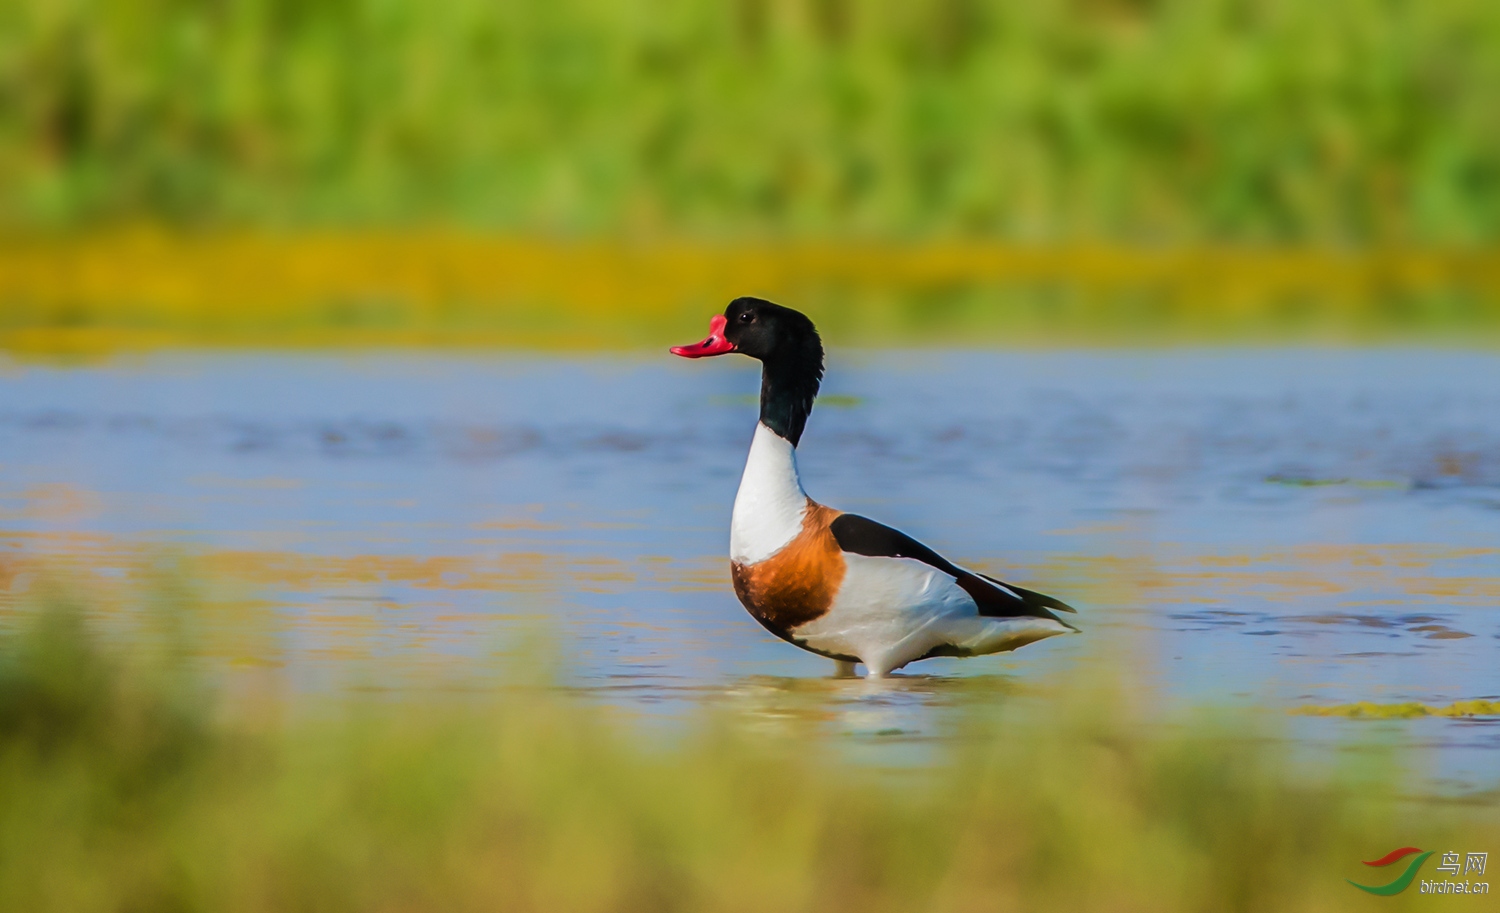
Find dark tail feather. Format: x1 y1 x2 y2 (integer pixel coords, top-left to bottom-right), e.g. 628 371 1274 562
981 575 1078 613
979 574 1080 630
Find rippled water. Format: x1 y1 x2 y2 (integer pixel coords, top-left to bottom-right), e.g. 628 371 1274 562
1 349 1497 783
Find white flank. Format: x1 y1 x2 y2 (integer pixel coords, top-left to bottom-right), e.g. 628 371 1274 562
730 422 809 564
794 554 1073 676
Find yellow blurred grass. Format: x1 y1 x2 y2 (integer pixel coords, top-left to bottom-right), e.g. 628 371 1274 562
3 230 1499 352
1293 700 1500 719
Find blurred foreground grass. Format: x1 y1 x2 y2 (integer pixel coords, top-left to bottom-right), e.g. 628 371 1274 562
3 231 1499 353
2 585 1495 912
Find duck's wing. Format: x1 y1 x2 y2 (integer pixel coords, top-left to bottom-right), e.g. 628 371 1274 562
828 513 1077 626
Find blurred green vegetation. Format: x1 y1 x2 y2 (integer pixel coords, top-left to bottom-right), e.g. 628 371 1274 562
2 587 1495 912
3 0 1499 243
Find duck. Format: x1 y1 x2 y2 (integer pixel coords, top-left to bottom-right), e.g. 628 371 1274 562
672 297 1079 678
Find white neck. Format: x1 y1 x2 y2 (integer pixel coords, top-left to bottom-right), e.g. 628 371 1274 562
730 422 808 564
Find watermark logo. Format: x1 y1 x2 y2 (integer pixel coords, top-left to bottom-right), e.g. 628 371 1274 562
1349 847 1489 896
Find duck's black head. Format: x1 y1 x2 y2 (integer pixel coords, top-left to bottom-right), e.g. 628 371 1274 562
671 297 824 446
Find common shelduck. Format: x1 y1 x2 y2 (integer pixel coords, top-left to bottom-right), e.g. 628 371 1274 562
672 297 1079 678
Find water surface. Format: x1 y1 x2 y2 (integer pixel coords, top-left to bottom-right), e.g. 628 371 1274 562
1 349 1496 783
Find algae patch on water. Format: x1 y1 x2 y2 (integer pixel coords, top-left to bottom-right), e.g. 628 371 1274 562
1293 700 1500 719
1264 476 1407 489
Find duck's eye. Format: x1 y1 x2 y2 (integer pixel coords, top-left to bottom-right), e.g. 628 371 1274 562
739 312 754 323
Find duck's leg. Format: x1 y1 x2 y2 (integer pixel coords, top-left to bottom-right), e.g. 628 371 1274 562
862 651 907 679
832 659 859 678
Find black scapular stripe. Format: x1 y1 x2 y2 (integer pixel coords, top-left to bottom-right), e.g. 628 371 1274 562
828 514 1078 625
828 513 966 576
